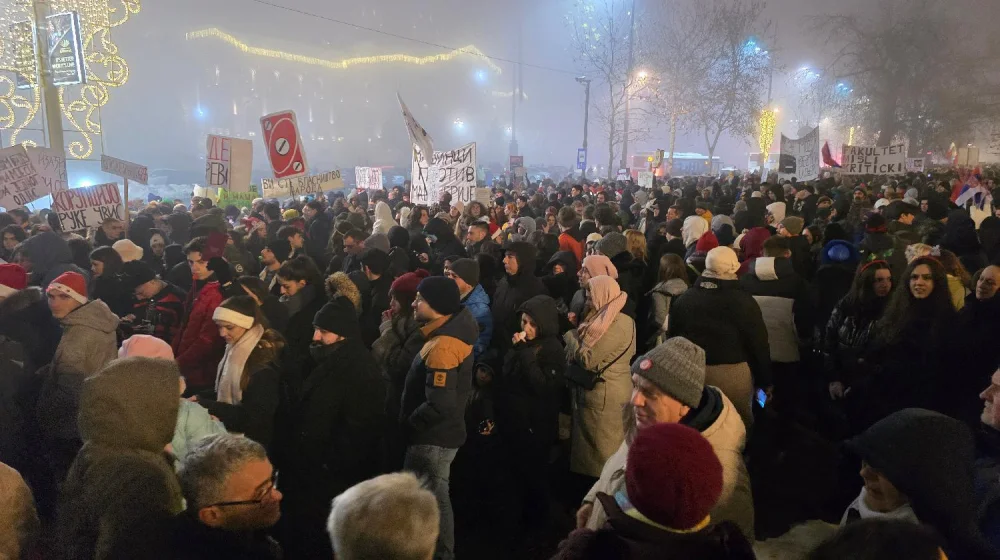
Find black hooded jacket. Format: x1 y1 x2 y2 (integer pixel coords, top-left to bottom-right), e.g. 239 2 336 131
423 218 467 275
542 251 580 310
492 242 548 356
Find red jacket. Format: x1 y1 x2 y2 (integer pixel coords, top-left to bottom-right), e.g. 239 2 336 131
558 231 584 265
172 279 225 389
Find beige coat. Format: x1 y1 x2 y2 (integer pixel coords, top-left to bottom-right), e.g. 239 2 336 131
0 462 39 560
581 387 756 539
565 313 636 477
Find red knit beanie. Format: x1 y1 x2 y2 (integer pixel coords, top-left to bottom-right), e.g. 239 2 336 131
47 271 88 304
695 231 720 253
0 263 27 298
390 269 430 302
626 423 723 530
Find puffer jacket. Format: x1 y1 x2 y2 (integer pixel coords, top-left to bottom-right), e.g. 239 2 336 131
581 387 755 539
55 357 184 559
37 300 119 441
16 232 90 289
740 257 815 363
461 284 492 360
400 308 478 448
171 279 225 390
565 313 636 477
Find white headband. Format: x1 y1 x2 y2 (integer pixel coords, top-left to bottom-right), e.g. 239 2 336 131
47 281 87 304
212 307 255 329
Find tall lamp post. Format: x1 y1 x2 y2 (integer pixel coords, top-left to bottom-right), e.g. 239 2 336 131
576 76 591 179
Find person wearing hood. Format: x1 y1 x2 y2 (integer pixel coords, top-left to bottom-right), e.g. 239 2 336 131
942 210 987 274
645 253 689 348
12 231 89 289
766 200 787 228
445 258 492 360
842 408 994 559
686 231 719 283
36 271 119 481
275 255 327 380
387 225 418 278
712 214 737 248
372 200 398 235
400 277 478 560
740 236 816 416
497 294 565 527
423 217 467 275
564 276 636 481
302 200 333 269
576 337 755 539
814 239 861 332
542 250 581 315
173 237 227 392
54 357 184 559
681 215 709 257
668 247 772 430
777 216 815 281
273 296 386 559
858 213 908 280
492 241 548 356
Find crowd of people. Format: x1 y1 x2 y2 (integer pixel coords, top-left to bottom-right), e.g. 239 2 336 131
2 169 1000 559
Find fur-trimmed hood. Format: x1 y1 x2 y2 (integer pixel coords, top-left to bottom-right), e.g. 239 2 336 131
325 272 362 315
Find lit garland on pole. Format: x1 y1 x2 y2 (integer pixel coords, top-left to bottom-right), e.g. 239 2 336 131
758 107 777 166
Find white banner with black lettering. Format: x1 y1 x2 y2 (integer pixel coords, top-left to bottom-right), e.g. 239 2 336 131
778 126 819 182
410 142 476 205
841 144 906 175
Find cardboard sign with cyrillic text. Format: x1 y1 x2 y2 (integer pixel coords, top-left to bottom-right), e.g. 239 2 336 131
0 145 41 209
51 182 124 231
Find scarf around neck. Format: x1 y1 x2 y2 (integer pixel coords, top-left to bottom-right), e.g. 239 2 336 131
216 324 265 405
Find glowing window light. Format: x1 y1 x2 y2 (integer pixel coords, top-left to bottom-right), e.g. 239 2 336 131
186 28 503 74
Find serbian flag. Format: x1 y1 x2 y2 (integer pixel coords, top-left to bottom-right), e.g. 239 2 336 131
954 167 991 209
822 141 841 168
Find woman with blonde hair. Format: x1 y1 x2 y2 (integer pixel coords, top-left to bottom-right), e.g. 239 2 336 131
623 229 647 264
564 275 636 481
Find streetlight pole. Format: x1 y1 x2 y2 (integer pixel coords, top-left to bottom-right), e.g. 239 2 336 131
577 77 591 179
32 0 65 154
621 0 636 171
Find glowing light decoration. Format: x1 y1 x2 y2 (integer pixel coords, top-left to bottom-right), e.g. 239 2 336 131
0 0 141 158
758 107 777 165
186 28 503 75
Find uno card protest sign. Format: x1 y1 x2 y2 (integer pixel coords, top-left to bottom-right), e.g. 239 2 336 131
841 144 906 175
411 143 477 205
261 111 307 179
27 147 68 194
260 170 344 199
206 135 253 192
0 145 42 209
355 167 383 192
778 127 820 182
51 182 124 231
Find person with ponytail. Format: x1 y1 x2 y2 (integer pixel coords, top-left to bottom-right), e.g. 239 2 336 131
193 295 285 450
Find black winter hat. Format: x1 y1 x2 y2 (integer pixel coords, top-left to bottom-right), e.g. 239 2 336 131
123 260 156 287
448 258 480 288
416 276 462 315
387 226 410 249
265 239 292 263
359 247 390 275
313 296 362 339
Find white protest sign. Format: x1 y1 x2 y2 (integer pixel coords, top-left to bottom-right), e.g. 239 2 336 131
51 182 124 231
0 145 41 209
616 169 629 181
206 135 253 192
906 158 925 173
638 171 654 189
778 126 820 181
761 167 770 183
841 144 906 175
26 147 68 195
410 142 477 205
260 170 345 198
474 187 492 206
355 167 383 192
101 154 148 185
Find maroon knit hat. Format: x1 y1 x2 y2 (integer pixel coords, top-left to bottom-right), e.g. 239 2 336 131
389 269 430 301
695 231 720 253
626 423 723 530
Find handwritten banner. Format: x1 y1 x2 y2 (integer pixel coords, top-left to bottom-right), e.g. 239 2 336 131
355 167 383 191
260 170 345 198
218 186 259 209
411 142 477 205
51 182 124 231
841 144 906 175
0 145 41 209
101 154 148 184
206 135 253 192
27 147 68 195
778 126 820 181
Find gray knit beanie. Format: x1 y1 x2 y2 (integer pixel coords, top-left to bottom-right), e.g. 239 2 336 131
596 231 628 259
632 337 706 408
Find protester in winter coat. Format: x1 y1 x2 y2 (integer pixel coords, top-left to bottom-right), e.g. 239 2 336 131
858 214 908 279
445 258 492 359
13 231 89 289
497 294 564 526
558 206 585 264
235 275 289 333
0 264 61 370
669 246 771 429
88 245 133 317
0 461 39 560
686 231 719 282
121 260 187 344
681 215 709 256
303 200 333 268
814 239 861 333
942 210 987 274
556 423 755 560
172 237 226 391
577 337 755 539
492 241 548 356
951 265 1000 424
424 217 467 275
862 256 957 426
54 357 185 559
646 253 689 348
400 277 478 560
778 216 816 280
372 200 398 235
275 255 327 381
357 248 395 347
843 408 995 559
541 250 580 316
275 296 386 559
565 275 636 479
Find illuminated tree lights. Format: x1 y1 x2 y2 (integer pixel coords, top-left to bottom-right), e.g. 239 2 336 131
186 28 504 75
0 0 141 158
758 107 777 165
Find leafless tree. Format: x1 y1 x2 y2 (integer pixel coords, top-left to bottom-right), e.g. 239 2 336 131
808 0 1000 152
